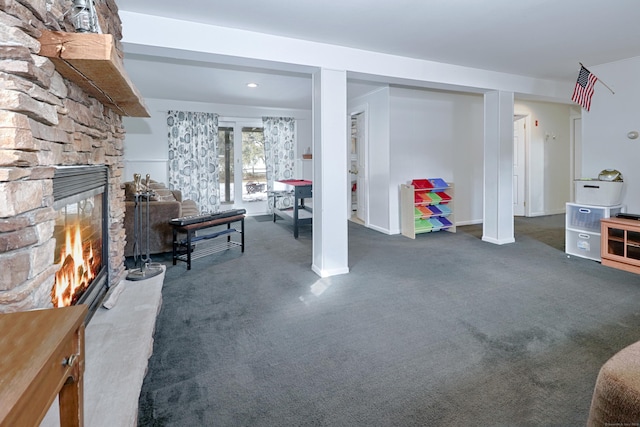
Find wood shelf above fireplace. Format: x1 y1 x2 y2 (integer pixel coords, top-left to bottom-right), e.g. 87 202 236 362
38 30 150 118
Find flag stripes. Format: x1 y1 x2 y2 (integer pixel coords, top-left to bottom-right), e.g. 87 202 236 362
572 66 598 111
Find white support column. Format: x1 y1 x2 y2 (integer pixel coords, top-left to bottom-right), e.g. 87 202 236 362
483 91 515 245
311 68 349 277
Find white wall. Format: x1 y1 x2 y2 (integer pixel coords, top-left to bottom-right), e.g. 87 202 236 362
346 88 575 235
125 93 576 232
388 88 485 234
583 56 640 212
122 98 312 186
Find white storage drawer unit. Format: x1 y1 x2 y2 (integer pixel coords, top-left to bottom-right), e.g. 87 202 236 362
565 203 624 261
566 230 602 261
566 204 624 233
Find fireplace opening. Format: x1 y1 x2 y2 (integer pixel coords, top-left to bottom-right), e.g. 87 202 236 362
53 166 109 323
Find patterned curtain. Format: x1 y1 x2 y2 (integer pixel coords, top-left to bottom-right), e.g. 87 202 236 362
167 111 220 213
263 117 296 211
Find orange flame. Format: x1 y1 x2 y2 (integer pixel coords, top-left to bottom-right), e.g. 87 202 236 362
52 222 100 307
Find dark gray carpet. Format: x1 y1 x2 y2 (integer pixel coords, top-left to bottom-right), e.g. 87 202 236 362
138 215 640 426
252 214 274 222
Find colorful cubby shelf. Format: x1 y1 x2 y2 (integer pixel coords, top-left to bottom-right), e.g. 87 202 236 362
401 178 455 238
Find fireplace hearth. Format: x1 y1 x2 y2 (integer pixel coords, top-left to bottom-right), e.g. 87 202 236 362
52 166 110 322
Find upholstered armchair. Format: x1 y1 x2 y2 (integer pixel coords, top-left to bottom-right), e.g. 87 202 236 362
122 181 199 257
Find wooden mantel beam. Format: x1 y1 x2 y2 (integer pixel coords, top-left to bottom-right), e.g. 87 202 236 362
38 30 150 118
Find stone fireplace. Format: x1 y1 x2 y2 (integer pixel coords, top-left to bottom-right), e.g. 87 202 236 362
0 0 145 318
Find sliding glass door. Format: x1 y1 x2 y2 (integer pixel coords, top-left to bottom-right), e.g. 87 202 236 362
218 120 268 215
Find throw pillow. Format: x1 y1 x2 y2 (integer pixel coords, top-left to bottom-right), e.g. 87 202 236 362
150 188 177 202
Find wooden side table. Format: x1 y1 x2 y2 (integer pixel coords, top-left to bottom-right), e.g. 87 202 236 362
0 304 87 427
600 217 640 274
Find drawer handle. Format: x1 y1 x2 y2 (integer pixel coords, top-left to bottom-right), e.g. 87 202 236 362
578 234 590 239
578 208 591 214
584 185 600 189
63 354 78 367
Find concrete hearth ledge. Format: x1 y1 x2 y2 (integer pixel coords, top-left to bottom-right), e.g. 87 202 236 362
41 266 165 427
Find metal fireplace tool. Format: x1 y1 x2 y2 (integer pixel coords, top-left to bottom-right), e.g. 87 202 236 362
126 173 163 281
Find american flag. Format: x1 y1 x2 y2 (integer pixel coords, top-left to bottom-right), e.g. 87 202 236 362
572 66 598 111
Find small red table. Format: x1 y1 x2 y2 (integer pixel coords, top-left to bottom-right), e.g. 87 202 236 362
272 179 312 238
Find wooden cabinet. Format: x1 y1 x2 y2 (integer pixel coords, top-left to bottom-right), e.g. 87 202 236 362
0 305 87 427
601 217 640 274
401 178 455 239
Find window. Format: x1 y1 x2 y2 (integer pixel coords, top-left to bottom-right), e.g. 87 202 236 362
241 127 266 202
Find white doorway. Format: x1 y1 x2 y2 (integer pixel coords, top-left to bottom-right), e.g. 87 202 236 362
513 115 527 216
349 110 367 223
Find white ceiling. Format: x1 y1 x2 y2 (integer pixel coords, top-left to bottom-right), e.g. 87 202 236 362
118 0 640 109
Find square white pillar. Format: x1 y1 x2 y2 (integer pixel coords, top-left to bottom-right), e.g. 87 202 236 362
483 91 515 244
311 68 349 277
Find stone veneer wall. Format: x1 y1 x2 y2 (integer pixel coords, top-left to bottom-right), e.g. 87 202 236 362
0 0 127 311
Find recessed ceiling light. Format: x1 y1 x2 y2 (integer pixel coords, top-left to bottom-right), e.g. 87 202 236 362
247 83 258 88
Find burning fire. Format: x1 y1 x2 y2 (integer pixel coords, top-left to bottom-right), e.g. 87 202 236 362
52 222 100 307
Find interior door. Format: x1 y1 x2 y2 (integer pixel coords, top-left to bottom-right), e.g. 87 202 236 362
349 112 366 223
513 115 526 216
355 112 366 222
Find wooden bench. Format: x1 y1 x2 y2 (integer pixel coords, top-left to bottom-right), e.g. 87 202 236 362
170 214 245 270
